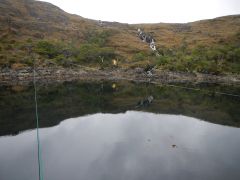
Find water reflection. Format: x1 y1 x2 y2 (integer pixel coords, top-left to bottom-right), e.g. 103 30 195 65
0 111 240 180
0 81 240 136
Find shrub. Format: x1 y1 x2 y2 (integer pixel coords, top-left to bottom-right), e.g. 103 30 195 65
35 41 59 59
5 44 13 50
226 48 240 62
156 54 174 66
84 30 112 46
133 52 146 61
76 43 116 64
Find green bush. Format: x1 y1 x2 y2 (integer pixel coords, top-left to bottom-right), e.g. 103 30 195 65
133 52 146 61
53 54 65 63
84 30 112 46
35 41 58 59
24 57 34 66
152 42 240 74
76 43 116 64
226 48 240 62
155 55 171 66
5 44 13 50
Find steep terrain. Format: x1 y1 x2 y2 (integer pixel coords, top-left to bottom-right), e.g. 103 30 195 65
0 0 240 74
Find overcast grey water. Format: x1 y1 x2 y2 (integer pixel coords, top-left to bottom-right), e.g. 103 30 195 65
0 81 240 180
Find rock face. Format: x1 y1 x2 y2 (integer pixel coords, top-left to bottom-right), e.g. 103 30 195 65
138 28 154 43
0 67 239 86
0 67 87 85
137 28 159 55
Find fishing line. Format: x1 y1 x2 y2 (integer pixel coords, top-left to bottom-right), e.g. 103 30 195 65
32 50 44 180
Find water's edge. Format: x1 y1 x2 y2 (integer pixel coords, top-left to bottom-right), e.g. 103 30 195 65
1 67 240 86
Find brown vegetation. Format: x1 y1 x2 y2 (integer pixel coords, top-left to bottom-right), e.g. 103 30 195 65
0 0 239 75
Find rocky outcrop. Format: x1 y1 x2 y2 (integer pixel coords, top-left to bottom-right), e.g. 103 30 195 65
171 24 192 33
0 67 88 85
137 28 160 56
1 67 240 86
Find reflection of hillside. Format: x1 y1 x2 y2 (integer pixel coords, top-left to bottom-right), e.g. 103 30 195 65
0 81 240 136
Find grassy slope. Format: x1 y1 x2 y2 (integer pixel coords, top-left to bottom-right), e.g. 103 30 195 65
138 16 240 48
0 0 239 74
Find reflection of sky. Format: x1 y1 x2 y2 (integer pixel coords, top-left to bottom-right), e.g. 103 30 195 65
0 111 240 180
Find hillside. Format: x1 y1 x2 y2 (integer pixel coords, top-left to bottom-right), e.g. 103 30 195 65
0 0 240 75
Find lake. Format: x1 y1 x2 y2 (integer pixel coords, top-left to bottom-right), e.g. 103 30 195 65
0 81 240 180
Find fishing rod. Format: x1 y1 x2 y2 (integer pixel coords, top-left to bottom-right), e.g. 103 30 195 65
28 46 44 180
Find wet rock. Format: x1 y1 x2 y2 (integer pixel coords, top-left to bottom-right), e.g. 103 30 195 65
137 28 157 52
136 96 154 108
134 67 144 74
147 70 153 77
0 67 240 86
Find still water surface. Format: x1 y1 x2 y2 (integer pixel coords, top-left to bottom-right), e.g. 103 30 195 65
0 81 240 180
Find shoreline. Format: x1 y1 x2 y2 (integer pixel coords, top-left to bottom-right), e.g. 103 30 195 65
0 67 240 86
